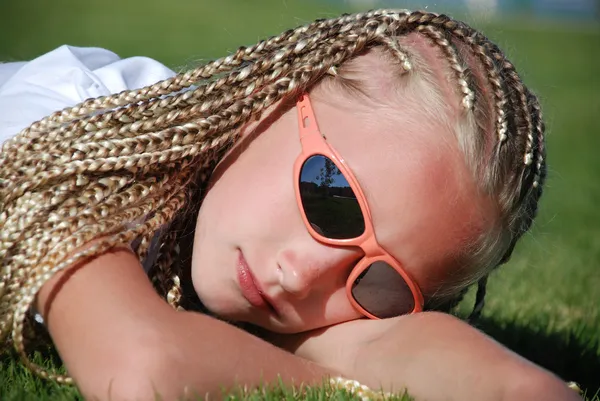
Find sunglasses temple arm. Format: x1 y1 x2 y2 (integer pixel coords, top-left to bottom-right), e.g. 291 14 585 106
297 94 323 140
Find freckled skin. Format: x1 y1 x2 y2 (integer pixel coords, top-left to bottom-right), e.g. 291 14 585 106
191 48 497 334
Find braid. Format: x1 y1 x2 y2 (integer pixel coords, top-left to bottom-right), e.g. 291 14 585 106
530 93 546 190
0 9 546 382
415 24 474 110
153 225 183 309
468 275 489 322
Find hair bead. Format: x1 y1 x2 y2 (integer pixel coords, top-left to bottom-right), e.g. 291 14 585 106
498 121 508 142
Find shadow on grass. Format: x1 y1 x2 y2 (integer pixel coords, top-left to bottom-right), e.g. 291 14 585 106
473 316 600 396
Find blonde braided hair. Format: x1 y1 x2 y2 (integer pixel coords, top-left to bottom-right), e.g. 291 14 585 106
0 9 546 383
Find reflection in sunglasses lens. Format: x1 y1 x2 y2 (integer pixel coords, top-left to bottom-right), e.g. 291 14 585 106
351 261 415 318
299 155 365 239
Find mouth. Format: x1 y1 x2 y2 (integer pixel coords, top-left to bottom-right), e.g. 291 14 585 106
237 249 279 317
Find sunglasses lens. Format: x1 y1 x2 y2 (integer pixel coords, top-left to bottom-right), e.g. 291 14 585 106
351 261 415 319
299 155 365 239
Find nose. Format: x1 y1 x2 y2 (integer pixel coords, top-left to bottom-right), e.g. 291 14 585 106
277 244 361 300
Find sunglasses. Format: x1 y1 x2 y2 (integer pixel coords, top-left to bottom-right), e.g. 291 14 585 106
293 93 424 319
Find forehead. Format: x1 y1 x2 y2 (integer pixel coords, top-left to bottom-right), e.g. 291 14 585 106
312 98 493 295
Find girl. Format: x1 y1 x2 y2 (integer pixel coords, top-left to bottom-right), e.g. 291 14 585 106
0 9 580 401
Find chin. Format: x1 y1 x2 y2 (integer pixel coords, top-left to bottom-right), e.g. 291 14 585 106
216 312 299 334
195 287 241 318
253 316 322 334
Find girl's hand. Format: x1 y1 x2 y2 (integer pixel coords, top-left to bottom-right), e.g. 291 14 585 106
266 318 393 371
270 313 582 401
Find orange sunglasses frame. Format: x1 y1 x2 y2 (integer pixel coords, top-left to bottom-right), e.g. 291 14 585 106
293 93 424 319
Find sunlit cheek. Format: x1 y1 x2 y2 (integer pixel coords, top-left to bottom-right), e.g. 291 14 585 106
321 287 364 323
273 288 359 332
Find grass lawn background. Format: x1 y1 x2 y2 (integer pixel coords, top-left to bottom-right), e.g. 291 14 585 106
0 0 598 399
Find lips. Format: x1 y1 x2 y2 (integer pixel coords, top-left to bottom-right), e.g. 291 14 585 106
237 250 277 315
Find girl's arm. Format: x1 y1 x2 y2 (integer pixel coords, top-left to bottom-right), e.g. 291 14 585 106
37 247 337 401
273 314 581 401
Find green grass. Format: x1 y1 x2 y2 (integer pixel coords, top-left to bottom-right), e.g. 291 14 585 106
0 352 412 401
1 0 599 399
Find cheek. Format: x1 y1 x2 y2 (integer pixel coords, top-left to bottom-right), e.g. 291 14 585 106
196 103 304 246
285 286 362 332
323 287 363 322
204 148 296 236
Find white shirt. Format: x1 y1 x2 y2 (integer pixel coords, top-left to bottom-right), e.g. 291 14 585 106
0 45 176 143
0 45 176 273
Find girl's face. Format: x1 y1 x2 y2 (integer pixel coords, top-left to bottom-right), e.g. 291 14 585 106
191 49 496 334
